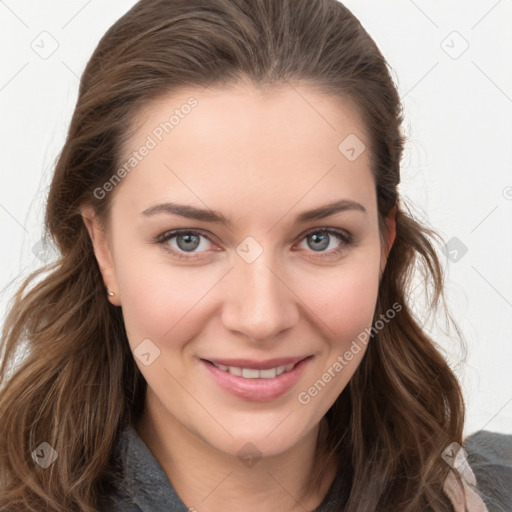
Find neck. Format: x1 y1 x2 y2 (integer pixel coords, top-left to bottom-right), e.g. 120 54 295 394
134 395 337 512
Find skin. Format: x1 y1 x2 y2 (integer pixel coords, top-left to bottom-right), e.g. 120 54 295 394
82 82 396 512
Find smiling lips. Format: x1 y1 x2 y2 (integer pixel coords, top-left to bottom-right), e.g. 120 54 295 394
201 355 312 401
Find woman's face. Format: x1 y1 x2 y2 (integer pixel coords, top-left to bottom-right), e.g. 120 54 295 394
85 83 395 459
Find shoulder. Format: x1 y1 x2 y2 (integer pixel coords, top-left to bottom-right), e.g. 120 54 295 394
465 430 512 511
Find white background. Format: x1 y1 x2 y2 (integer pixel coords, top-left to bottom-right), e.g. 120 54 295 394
1 0 511 436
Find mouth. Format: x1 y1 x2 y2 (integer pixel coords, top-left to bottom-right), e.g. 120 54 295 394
199 355 313 401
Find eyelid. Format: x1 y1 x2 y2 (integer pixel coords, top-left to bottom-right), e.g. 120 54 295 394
155 227 216 245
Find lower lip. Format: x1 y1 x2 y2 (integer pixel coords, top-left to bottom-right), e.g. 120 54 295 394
200 357 312 402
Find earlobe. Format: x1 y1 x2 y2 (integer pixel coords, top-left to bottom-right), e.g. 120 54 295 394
81 206 121 306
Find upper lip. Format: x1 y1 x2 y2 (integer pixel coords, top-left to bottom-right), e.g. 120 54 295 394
202 355 311 370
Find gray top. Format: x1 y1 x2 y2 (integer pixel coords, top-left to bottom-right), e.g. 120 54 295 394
464 430 512 511
100 424 512 511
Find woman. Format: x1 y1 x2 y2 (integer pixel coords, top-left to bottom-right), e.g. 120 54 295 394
0 1 509 511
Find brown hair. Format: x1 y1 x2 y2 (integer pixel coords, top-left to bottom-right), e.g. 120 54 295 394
0 0 466 510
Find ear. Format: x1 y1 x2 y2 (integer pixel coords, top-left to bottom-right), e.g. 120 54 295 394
380 203 397 275
81 206 121 306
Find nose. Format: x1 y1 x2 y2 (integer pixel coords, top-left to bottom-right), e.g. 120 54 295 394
221 251 299 343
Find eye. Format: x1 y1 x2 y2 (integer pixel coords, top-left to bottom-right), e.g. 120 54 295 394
153 227 355 261
296 228 354 257
154 229 215 260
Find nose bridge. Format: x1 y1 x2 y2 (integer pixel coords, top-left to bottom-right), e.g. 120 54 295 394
222 246 298 341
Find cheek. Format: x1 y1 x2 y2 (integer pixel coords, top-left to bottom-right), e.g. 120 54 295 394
293 256 381 410
293 250 382 342
330 276 380 340
116 259 213 343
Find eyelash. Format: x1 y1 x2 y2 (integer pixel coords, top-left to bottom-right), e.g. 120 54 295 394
153 227 355 261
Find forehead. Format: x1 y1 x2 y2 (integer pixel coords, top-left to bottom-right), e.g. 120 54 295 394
126 81 368 154
112 82 376 222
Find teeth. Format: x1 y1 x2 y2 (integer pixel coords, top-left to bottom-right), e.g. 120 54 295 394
260 367 279 378
242 368 260 378
229 366 242 376
212 362 295 379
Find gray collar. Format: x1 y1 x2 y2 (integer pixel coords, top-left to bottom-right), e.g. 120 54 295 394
112 423 190 511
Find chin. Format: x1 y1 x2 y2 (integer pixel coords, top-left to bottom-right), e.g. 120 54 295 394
197 418 316 461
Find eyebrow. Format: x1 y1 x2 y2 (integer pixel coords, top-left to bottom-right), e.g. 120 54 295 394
141 199 366 226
